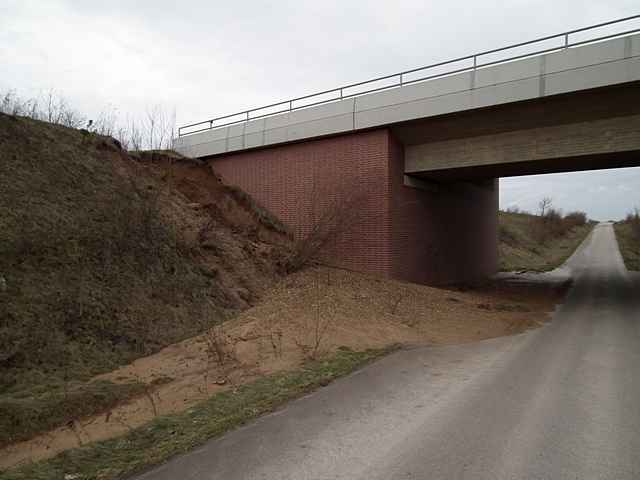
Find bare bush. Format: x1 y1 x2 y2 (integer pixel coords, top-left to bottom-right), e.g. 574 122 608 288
294 270 334 360
532 198 589 244
285 181 368 358
141 105 176 152
564 211 588 228
0 89 176 151
286 188 367 272
269 329 283 359
1 89 85 128
202 322 237 367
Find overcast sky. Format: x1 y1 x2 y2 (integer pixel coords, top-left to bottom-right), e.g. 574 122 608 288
2 0 639 220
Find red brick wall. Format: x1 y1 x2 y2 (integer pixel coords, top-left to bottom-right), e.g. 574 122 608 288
387 136 498 284
209 129 393 276
208 129 498 285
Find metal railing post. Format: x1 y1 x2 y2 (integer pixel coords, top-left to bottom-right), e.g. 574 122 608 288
473 55 477 69
564 33 569 48
399 73 403 86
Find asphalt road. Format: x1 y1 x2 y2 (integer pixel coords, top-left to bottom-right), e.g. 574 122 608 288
137 222 640 480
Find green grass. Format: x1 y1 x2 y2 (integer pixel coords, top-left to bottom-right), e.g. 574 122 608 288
499 211 593 272
614 223 640 271
0 347 393 480
0 380 146 448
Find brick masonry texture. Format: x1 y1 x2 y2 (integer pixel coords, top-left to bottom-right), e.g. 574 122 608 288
207 129 497 285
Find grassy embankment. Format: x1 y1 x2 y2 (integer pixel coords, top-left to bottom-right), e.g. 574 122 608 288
498 211 593 272
0 112 292 448
614 220 640 271
1 111 583 479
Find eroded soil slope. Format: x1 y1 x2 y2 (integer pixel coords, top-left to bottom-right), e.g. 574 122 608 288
0 113 292 446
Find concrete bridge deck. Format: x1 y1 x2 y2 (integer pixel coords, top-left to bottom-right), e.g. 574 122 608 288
172 19 640 285
174 26 640 166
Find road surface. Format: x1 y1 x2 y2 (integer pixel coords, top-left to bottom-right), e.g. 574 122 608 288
137 223 640 479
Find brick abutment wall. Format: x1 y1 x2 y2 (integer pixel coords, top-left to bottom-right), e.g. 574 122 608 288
208 128 497 285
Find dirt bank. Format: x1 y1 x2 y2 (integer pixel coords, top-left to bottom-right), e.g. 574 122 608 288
1 267 567 469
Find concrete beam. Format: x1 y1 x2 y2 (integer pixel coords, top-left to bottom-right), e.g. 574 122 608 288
405 114 640 174
175 33 640 159
403 174 439 192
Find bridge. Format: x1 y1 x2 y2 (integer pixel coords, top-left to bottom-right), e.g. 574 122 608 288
174 16 640 285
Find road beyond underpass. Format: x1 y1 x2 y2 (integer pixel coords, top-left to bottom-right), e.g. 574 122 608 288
137 223 640 480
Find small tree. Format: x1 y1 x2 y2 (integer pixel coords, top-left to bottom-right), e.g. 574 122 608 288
538 197 552 217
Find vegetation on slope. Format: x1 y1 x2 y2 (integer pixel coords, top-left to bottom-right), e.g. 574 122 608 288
498 208 592 272
614 210 640 271
0 348 391 480
0 113 292 446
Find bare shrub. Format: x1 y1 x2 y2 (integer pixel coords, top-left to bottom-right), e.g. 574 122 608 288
564 211 588 228
533 199 558 243
294 271 334 360
1 89 85 128
532 198 589 244
499 223 518 246
141 105 176 152
286 188 366 272
543 208 566 238
0 89 176 151
202 322 237 367
224 185 289 234
390 293 403 315
269 329 283 359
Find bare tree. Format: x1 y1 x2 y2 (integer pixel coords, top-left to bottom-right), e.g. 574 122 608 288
538 197 553 217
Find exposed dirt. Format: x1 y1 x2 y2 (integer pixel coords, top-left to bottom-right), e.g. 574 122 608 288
0 112 294 451
1 266 567 469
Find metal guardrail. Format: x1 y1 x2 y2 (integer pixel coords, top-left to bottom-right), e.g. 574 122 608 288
178 14 640 137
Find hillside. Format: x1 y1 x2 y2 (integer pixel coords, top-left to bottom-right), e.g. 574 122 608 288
498 210 592 272
614 221 640 271
0 112 292 445
0 112 577 478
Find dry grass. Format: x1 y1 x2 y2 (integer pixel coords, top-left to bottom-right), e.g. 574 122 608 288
0 265 568 471
0 111 577 477
614 221 640 271
499 211 592 272
0 348 391 480
0 112 291 445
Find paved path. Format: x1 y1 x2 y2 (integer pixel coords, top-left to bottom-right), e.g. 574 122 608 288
137 223 640 479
